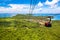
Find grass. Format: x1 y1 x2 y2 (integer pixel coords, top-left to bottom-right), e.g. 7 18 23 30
0 15 60 40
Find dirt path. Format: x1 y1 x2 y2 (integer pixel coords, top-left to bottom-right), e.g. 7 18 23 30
26 19 45 25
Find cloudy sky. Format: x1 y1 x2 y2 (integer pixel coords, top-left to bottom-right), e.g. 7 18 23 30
0 0 60 14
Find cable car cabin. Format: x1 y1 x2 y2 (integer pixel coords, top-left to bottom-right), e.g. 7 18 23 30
44 16 52 27
45 21 52 27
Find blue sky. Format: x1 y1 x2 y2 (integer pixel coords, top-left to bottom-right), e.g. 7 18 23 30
0 0 60 14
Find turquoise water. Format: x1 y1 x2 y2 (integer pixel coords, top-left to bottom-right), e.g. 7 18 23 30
0 13 60 20
33 14 60 20
0 13 16 18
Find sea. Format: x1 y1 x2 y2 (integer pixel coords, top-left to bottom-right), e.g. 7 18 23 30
0 13 60 20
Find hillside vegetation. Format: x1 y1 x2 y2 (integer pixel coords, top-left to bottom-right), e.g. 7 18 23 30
0 14 60 40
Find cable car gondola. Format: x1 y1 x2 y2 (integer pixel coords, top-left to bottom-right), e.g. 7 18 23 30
45 16 52 27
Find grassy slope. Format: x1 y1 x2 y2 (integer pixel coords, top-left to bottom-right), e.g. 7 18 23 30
0 17 60 40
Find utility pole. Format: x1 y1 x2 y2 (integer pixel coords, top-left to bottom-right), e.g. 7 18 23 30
48 16 51 22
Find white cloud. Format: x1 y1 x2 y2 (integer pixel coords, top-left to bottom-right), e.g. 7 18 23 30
0 4 30 14
32 7 60 14
35 2 43 9
37 2 43 7
45 0 59 8
30 2 43 14
0 3 60 14
40 7 60 13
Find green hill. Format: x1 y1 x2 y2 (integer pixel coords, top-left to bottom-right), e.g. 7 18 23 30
0 14 60 40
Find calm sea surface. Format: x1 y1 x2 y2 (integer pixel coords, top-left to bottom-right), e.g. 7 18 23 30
0 13 60 20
